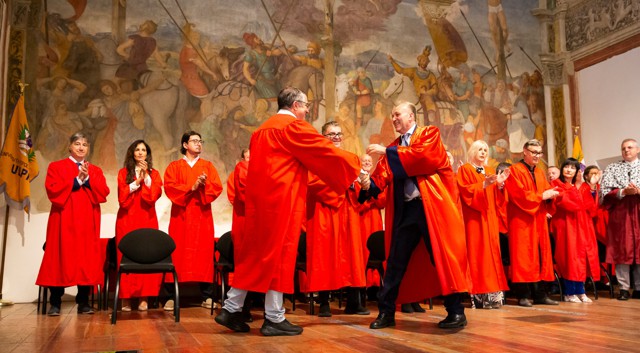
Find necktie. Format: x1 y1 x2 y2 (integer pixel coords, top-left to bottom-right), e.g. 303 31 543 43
401 133 419 200
476 166 484 174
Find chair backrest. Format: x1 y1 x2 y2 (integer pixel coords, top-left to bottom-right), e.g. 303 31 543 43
216 231 234 264
118 228 176 264
367 230 385 261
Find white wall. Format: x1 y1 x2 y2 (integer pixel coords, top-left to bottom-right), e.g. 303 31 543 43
577 46 640 167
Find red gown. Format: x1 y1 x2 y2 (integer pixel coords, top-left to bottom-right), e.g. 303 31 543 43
115 168 163 298
550 179 600 281
456 163 509 294
36 158 110 287
503 162 555 282
351 183 385 286
304 172 366 292
163 158 222 283
370 126 470 302
232 113 360 294
229 160 248 242
586 184 609 245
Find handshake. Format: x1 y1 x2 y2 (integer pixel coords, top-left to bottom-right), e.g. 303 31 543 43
357 169 371 191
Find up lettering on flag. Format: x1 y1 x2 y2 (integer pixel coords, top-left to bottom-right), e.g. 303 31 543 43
0 95 39 213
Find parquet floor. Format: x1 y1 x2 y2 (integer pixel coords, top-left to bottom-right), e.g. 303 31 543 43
2 292 640 353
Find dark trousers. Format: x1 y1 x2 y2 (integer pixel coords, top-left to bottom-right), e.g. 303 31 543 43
377 198 464 316
49 285 91 307
512 281 550 300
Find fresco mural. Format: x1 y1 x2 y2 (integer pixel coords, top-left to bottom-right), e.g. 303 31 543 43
29 0 545 215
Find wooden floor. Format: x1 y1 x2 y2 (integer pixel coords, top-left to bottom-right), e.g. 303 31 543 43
2 291 640 353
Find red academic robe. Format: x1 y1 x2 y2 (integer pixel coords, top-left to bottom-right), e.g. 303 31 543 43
370 126 470 302
456 164 509 294
304 173 348 292
226 172 236 205
549 179 600 281
351 184 385 287
230 160 248 243
586 184 609 245
36 158 110 287
232 113 360 294
503 162 555 282
164 158 222 283
115 168 163 298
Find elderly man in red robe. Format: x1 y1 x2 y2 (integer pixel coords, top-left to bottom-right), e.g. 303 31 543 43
215 87 360 336
503 139 559 307
601 138 640 300
36 132 110 316
359 101 470 330
163 130 223 311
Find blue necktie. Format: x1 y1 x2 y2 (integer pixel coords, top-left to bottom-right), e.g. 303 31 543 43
402 133 418 199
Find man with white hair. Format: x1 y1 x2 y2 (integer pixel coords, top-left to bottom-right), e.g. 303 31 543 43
601 138 640 300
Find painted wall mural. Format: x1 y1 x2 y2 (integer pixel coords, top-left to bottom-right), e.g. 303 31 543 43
29 0 545 215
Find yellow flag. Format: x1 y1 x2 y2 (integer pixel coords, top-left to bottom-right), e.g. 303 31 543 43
572 135 584 164
0 96 39 213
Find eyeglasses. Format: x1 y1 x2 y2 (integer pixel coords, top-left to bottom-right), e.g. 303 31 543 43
188 139 205 145
526 149 543 156
296 100 312 109
324 132 344 139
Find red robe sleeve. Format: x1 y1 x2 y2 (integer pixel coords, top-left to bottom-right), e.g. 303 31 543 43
281 119 360 194
227 171 236 205
85 163 110 205
456 164 489 212
45 160 77 209
163 161 190 207
196 160 222 205
504 164 548 216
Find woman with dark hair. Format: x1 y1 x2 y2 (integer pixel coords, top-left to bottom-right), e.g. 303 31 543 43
36 132 110 316
115 140 163 311
550 158 600 303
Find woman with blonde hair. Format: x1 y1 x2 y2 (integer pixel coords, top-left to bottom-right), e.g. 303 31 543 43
456 140 510 308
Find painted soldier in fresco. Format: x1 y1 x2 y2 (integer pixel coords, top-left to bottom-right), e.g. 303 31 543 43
242 32 285 99
388 46 438 127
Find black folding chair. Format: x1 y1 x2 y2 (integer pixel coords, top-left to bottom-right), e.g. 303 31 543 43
111 228 179 324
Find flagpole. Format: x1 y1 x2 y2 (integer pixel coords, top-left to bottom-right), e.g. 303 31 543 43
0 82 27 306
0 205 12 305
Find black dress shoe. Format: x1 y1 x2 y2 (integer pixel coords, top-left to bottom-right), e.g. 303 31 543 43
400 303 414 313
77 304 94 314
215 309 250 332
318 303 332 317
411 302 426 313
533 297 559 305
518 298 533 307
369 313 395 329
47 306 60 316
438 313 467 329
618 289 630 301
260 318 303 336
344 305 370 315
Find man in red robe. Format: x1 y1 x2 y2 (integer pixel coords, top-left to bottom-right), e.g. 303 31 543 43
215 87 360 336
305 121 368 317
163 131 223 311
36 132 110 316
503 139 559 307
360 101 470 329
601 138 640 300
